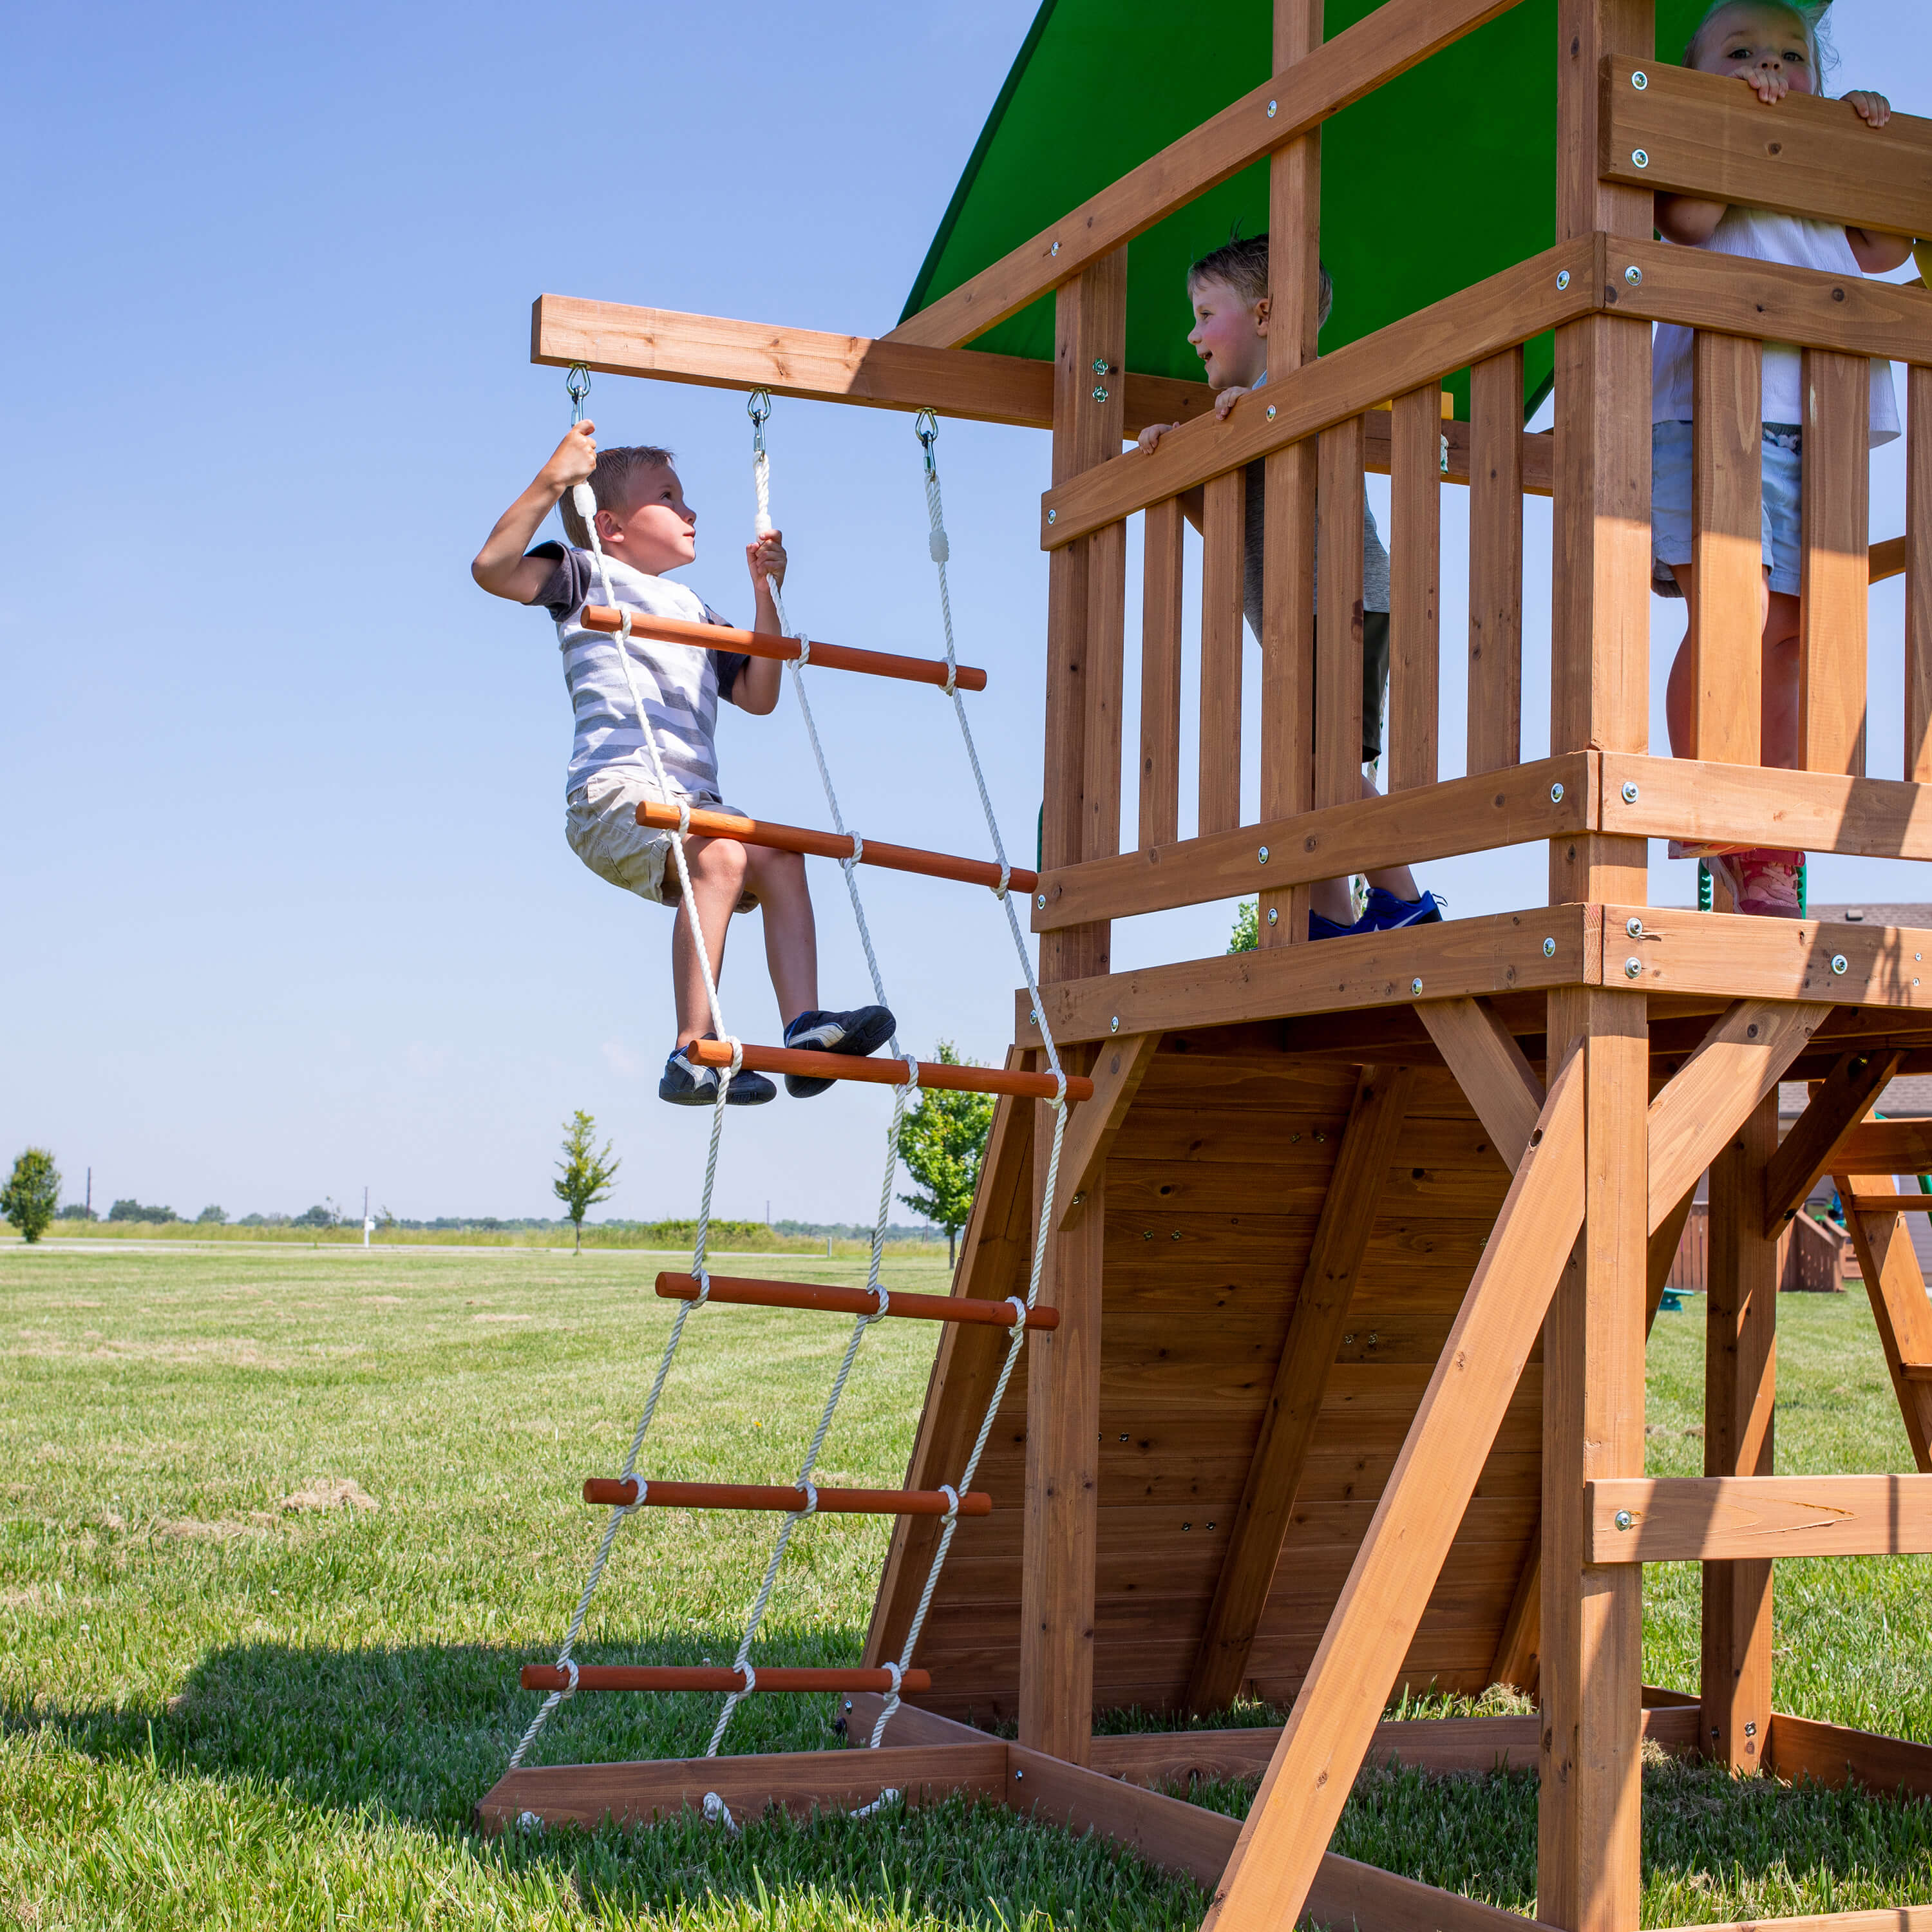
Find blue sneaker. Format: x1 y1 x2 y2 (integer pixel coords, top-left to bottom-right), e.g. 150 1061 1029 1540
660 1040 775 1107
1360 887 1444 931
780 1005 898 1098
1309 910 1364 941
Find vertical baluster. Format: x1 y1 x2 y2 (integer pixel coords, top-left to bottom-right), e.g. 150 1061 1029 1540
1387 388 1440 793
1468 350 1524 774
1908 366 1932 782
1690 331 1764 763
1799 350 1871 775
1082 520 1127 864
1139 499 1184 849
1260 444 1318 942
1316 419 1366 814
1199 468 1245 835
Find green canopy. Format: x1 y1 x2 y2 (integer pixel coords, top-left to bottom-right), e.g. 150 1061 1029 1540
905 0 1708 420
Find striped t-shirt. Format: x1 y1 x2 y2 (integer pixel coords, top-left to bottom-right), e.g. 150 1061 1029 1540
529 544 748 800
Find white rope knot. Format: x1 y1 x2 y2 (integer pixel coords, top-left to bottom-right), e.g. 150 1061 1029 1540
617 607 633 641
725 1039 744 1077
799 1481 819 1517
571 481 598 524
693 1269 712 1305
936 1484 960 1522
559 1658 580 1699
1003 1296 1027 1331
883 1661 905 1694
676 800 691 837
1050 1071 1068 1110
795 636 811 668
942 659 958 697
869 1285 891 1321
627 1477 649 1510
903 1055 921 1092
737 1663 758 1696
992 862 1010 902
848 832 864 866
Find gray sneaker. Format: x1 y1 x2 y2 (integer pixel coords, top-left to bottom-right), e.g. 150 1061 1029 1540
659 1041 775 1107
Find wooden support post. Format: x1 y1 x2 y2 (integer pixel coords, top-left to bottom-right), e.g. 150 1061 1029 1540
1689 332 1765 764
1799 350 1871 776
1083 518 1128 871
1701 1090 1778 1772
1185 1064 1416 1716
1203 1050 1586 1932
1468 347 1525 775
1909 366 1932 782
1388 384 1443 792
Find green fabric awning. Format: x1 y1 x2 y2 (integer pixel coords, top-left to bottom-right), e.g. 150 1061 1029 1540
904 0 1709 421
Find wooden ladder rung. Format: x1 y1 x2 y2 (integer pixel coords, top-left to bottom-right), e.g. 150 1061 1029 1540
634 800 1036 896
581 605 987 692
1848 1193 1932 1212
685 1038 1094 1103
520 1663 932 1694
655 1271 1058 1329
582 1477 992 1517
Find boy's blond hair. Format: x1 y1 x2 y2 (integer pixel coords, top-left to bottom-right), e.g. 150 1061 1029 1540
1186 234 1334 332
558 444 677 549
1685 1 1836 81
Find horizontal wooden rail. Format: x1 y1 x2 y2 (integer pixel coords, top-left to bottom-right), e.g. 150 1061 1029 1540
636 801 1033 895
686 1037 1094 1103
1602 907 1932 1010
583 1476 991 1516
1587 1474 1932 1562
1849 1193 1932 1213
581 607 986 693
1600 56 1932 240
520 1663 931 1694
1032 753 1590 930
1837 1119 1932 1171
655 1270 1058 1328
531 294 1212 435
887 0 1525 350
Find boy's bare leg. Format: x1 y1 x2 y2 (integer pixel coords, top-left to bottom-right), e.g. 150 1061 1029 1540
1311 773 1421 923
670 836 751 1049
670 839 822 1049
744 845 819 1025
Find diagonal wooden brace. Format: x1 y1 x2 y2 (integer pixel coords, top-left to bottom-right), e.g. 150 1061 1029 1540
1056 1032 1161 1229
1416 996 1544 1168
1762 1049 1904 1236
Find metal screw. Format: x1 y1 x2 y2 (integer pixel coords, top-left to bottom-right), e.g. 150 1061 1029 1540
1171 1229 1181 1240
1267 907 1279 925
1550 782 1564 803
1632 69 1648 89
1266 99 1278 117
1070 1191 1086 1207
1092 357 1109 375
1048 242 1059 257
1257 845 1270 864
1182 1522 1192 1531
1265 403 1277 421
1036 893 1046 908
1046 508 1056 524
1028 1008 1037 1024
1092 384 1110 402
1624 956 1643 979
1625 265 1643 286
1556 269 1571 291
1110 1015 1120 1033
1632 148 1650 169
1831 953 1850 975
1015 1768 1025 1779
1542 936 1557 958
1411 978 1423 996
1615 1509 1634 1531
1622 781 1640 802
1627 916 1644 938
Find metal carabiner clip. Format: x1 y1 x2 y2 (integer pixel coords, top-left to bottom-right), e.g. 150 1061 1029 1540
914 408 939 473
565 364 591 424
747 388 772 456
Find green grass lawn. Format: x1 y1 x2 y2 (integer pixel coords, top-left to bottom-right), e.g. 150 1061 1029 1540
8 1243 1932 1929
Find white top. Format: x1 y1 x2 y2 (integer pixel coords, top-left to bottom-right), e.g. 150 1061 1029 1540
1652 206 1899 442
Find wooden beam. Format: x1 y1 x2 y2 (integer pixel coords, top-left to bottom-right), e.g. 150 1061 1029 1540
1834 1180 1932 1472
475 1741 1008 1833
1041 238 1597 547
1467 348 1525 775
1599 56 1932 240
1689 331 1765 765
1591 1473 1932 1562
1201 1048 1586 1932
1909 368 1932 781
529 293 1211 436
1033 752 1593 931
1416 997 1545 1171
1646 1001 1832 1234
1387 386 1444 793
1055 1031 1160 1229
1368 406 1557 496
1849 1192 1932 1212
1185 1065 1417 1715
1762 1050 1904 1235
1768 1713 1932 1803
1801 350 1872 778
1649 1184 1701 1332
887 0 1527 352
1834 1120 1932 1171
1653 1911 1932 1932
1018 905 1595 1047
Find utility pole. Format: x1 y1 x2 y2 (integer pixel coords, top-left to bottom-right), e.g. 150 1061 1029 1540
85 1168 91 1217
363 1185 373 1248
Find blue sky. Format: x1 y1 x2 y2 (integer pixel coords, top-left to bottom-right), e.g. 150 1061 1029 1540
3 1 1927 1226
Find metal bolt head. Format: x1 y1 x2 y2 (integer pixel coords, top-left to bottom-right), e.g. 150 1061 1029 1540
1092 357 1109 375
1257 845 1270 864
1615 1509 1634 1531
1556 269 1571 291
1110 1015 1120 1033
1046 508 1056 524
1266 907 1279 926
1550 782 1564 803
1632 147 1650 169
1632 68 1648 89
1542 936 1557 958
1036 893 1046 908
1624 956 1643 980
1091 384 1110 402
1265 402 1276 421
1625 265 1643 285
1410 978 1424 996
1070 1191 1085 1207
1622 780 1640 802
1028 1008 1038 1025
1832 953 1850 975
1266 99 1278 117
1626 916 1644 938
1048 241 1059 257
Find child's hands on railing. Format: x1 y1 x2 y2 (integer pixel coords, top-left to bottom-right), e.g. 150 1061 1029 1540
1843 89 1891 128
1135 421 1177 454
1213 385 1251 421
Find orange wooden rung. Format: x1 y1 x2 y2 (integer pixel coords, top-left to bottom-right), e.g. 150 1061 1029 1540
656 1270 1059 1329
520 1663 931 1694
685 1038 1094 1104
634 800 1036 897
582 1476 993 1516
581 605 987 693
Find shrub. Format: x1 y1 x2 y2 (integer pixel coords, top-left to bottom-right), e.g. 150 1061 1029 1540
2 1150 61 1244
195 1205 227 1224
292 1204 336 1229
108 1198 178 1224
55 1202 97 1221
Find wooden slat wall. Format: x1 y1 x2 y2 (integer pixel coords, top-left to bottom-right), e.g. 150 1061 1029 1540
1200 470 1246 836
1690 331 1765 764
1467 348 1524 775
1909 365 1932 783
1800 350 1871 775
1139 500 1184 850
1260 447 1320 943
1387 386 1441 793
1317 419 1367 811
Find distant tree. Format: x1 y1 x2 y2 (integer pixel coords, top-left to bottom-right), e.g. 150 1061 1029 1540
196 1204 227 1224
55 1202 97 1222
108 1198 177 1224
894 1043 995 1269
553 1110 620 1253
1228 901 1259 952
2 1150 61 1245
292 1203 336 1229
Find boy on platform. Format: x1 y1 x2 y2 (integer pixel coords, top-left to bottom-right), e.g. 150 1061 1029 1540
1654 1 1908 915
473 421 893 1105
1136 236 1441 941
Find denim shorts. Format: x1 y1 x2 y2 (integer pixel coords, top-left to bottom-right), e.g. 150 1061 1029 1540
1651 419 1803 600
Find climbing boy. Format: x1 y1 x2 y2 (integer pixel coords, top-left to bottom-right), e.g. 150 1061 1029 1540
472 420 894 1106
1653 0 1907 916
1137 235 1441 940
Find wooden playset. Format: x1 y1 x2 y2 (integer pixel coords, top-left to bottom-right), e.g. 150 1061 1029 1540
480 4 1932 1929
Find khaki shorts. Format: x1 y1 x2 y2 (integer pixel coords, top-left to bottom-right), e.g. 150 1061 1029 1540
565 772 757 909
